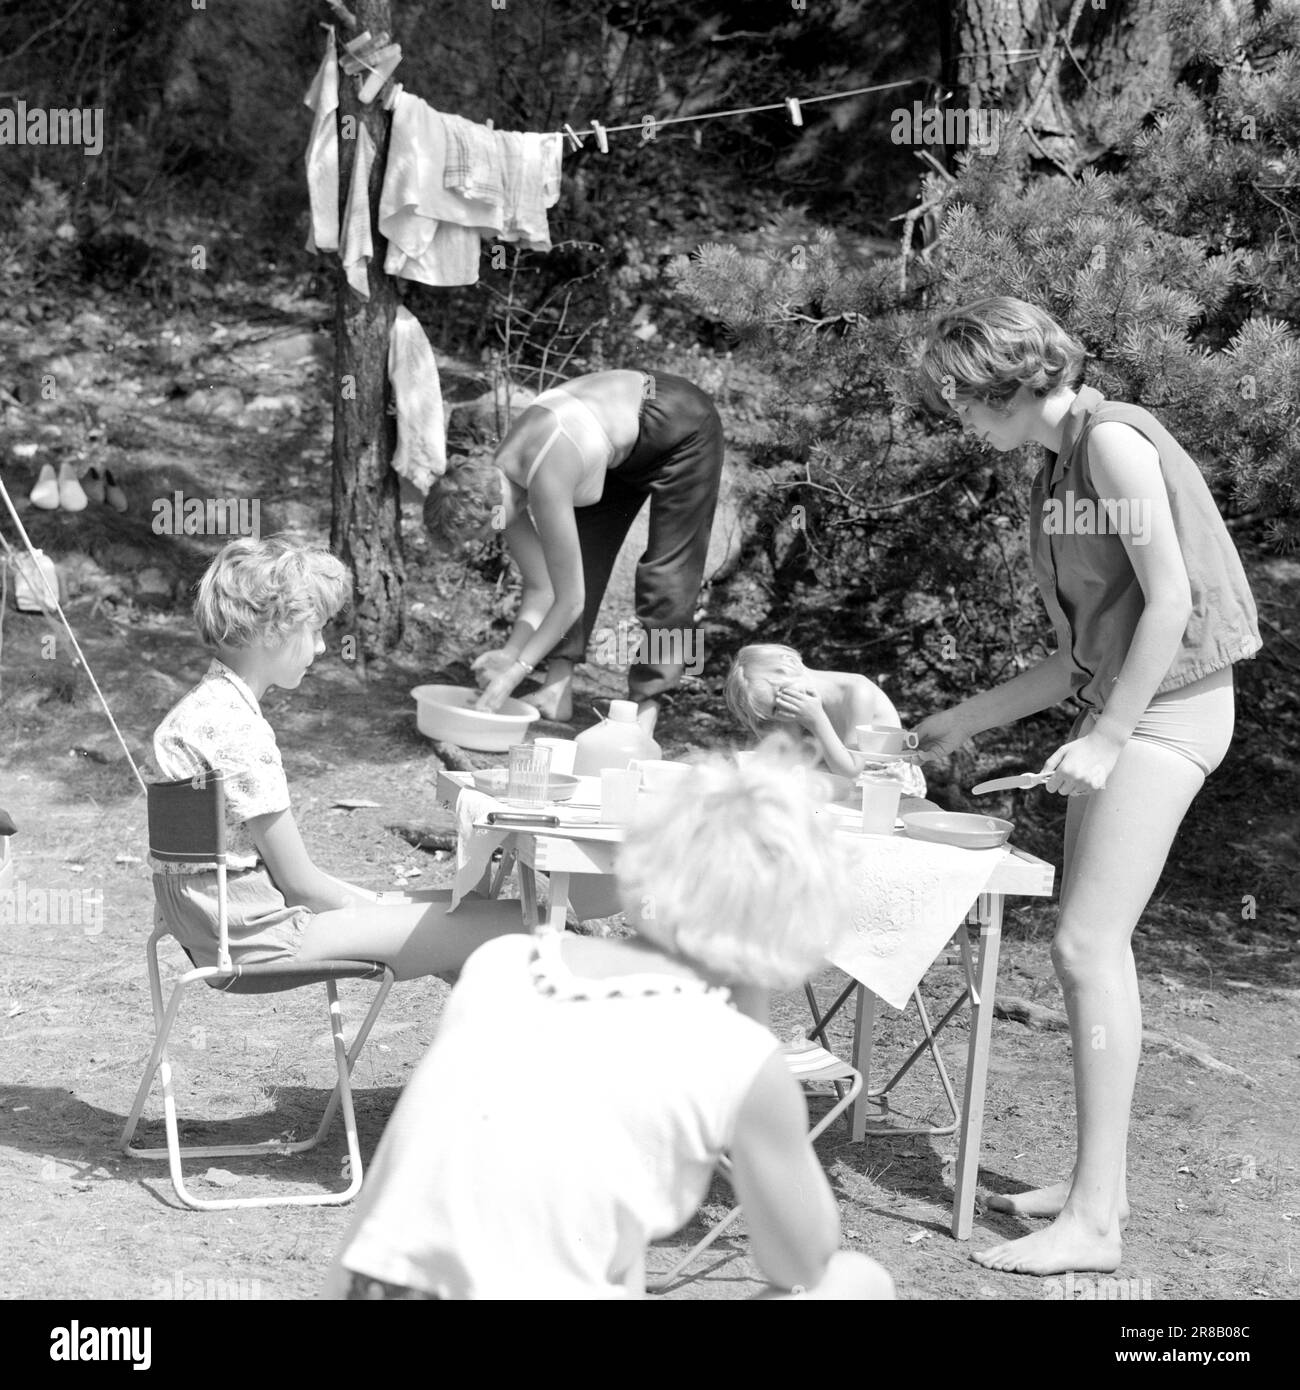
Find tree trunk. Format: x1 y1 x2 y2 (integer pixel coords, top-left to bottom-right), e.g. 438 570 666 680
331 0 403 658
953 0 1042 110
945 0 1183 170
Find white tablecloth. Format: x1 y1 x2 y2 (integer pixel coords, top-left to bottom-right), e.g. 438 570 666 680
826 833 1006 1009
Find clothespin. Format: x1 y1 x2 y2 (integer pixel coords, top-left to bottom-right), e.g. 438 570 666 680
562 123 587 152
357 42 402 105
323 0 357 28
785 98 804 127
590 120 609 153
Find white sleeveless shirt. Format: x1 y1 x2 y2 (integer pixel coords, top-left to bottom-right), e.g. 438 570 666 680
329 933 779 1299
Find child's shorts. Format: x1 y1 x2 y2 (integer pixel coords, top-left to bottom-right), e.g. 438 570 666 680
1072 665 1235 777
152 865 311 968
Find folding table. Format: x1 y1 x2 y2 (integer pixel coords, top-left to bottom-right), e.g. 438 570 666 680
435 769 1055 1239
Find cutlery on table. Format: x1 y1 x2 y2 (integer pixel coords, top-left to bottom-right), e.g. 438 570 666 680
970 771 1052 796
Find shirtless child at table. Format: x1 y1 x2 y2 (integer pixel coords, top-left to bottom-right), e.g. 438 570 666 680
726 644 929 800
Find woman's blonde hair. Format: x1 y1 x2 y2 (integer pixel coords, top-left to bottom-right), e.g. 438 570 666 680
724 644 804 736
915 296 1085 415
616 739 852 990
193 535 351 649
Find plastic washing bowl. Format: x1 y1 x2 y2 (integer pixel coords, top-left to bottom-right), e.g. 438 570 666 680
411 684 540 753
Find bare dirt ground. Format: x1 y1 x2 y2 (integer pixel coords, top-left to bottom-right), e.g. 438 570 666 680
1 296 1297 1315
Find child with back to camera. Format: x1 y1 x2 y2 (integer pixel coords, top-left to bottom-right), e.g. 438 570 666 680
323 743 895 1300
149 535 526 981
726 644 928 799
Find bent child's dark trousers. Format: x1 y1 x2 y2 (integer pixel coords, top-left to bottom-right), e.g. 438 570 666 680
549 372 723 703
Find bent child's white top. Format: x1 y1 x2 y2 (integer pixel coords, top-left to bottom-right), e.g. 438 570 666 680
327 933 779 1299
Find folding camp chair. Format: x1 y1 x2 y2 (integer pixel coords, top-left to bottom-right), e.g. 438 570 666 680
0 808 14 893
648 1042 863 1291
120 771 395 1210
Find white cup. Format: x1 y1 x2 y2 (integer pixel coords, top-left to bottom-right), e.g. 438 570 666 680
600 769 641 824
533 737 577 776
855 723 920 755
628 759 691 794
860 774 903 835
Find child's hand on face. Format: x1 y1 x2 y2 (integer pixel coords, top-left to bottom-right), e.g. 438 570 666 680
772 683 824 730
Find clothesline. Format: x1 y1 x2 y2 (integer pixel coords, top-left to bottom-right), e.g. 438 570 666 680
554 55 1043 148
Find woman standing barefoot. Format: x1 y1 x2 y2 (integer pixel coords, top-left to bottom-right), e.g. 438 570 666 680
913 298 1261 1276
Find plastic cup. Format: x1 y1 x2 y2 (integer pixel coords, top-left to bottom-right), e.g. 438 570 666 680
855 723 920 754
860 773 903 835
628 759 691 793
600 768 641 824
507 743 551 806
533 738 577 776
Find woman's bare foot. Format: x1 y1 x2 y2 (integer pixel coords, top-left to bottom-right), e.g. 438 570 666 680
986 1176 1129 1227
973 1210 1122 1276
521 665 574 723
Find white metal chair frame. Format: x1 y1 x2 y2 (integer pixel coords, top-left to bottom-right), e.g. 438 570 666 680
120 770 395 1210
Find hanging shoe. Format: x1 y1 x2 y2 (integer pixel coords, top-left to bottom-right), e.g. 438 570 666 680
29 463 60 509
81 466 106 503
57 461 88 512
104 469 128 513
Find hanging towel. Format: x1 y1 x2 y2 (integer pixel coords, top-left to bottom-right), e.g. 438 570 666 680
303 28 340 254
341 124 376 298
380 93 496 286
388 305 447 492
443 113 505 208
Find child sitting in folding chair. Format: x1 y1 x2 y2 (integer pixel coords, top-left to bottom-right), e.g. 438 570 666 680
150 535 526 979
322 743 895 1300
726 643 931 803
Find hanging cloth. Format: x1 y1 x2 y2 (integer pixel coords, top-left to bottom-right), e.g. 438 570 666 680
341 124 376 297
380 93 491 286
499 131 562 252
388 305 447 491
303 28 340 253
443 113 505 209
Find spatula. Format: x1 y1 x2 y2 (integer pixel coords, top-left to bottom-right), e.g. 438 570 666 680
970 771 1052 796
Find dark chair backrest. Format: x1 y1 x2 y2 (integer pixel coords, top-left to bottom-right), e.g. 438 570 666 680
148 771 228 865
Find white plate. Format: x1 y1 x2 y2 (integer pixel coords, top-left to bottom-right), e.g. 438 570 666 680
901 812 1013 849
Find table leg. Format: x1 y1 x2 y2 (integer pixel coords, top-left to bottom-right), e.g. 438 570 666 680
544 870 571 934
518 862 541 933
952 892 1004 1239
849 984 878 1143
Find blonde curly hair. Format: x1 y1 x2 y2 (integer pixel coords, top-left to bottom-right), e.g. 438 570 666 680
193 535 350 649
615 738 852 991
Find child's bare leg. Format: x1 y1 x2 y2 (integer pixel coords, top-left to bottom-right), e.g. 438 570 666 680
520 658 574 723
756 1251 895 1300
298 896 528 981
974 740 1203 1275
